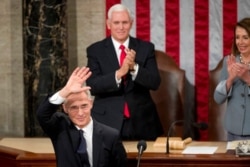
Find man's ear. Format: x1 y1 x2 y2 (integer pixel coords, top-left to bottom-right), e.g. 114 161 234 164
89 100 93 110
106 19 111 30
62 104 68 114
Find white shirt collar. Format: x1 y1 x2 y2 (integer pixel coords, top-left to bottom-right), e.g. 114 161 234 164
76 117 93 134
111 36 130 53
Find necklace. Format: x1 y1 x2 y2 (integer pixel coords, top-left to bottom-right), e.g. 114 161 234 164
239 55 250 66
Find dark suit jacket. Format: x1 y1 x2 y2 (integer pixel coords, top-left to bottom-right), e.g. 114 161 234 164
86 36 163 140
37 96 127 167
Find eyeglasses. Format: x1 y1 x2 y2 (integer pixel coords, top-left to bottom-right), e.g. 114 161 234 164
68 104 90 113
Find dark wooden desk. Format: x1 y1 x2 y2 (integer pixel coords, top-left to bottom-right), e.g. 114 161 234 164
0 138 250 167
0 145 56 167
127 151 250 167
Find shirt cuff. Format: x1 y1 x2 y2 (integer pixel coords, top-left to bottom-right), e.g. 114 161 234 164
130 63 139 80
49 92 65 105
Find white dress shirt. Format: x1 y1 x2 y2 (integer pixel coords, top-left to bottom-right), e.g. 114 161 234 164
76 119 93 167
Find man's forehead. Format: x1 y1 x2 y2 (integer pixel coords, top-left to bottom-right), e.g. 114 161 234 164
66 93 89 105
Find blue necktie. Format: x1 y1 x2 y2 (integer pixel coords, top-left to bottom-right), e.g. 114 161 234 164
77 130 90 167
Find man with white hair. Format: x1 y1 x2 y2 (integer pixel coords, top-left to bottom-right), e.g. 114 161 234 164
86 4 163 140
37 67 127 167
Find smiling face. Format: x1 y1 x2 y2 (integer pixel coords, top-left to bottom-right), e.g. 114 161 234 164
106 10 133 43
235 26 250 57
63 91 92 128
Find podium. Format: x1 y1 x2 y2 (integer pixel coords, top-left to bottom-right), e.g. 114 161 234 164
1 138 250 167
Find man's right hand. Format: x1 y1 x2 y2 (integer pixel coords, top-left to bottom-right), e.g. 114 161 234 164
59 67 92 98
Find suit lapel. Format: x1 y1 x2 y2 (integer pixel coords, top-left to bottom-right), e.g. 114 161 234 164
92 121 103 167
68 126 82 165
69 128 80 152
105 37 120 69
128 36 137 50
129 36 146 63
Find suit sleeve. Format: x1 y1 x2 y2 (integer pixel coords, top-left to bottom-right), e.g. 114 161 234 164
214 57 232 104
36 95 63 139
133 42 161 90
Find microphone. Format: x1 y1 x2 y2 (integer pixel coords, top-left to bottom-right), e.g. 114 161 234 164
166 120 208 154
137 140 147 167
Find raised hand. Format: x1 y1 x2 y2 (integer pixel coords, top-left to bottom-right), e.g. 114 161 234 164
59 67 92 98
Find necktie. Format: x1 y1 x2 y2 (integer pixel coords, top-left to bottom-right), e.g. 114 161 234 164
119 45 126 66
119 45 130 118
77 130 90 167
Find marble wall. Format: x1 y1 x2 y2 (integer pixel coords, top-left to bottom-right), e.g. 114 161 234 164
23 0 69 136
0 0 105 137
67 0 105 70
0 1 24 137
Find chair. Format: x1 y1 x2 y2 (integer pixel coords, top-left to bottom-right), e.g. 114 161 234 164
150 50 186 137
208 59 227 141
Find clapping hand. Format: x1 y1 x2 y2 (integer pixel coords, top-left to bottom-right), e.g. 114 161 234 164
227 54 250 86
125 48 136 71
